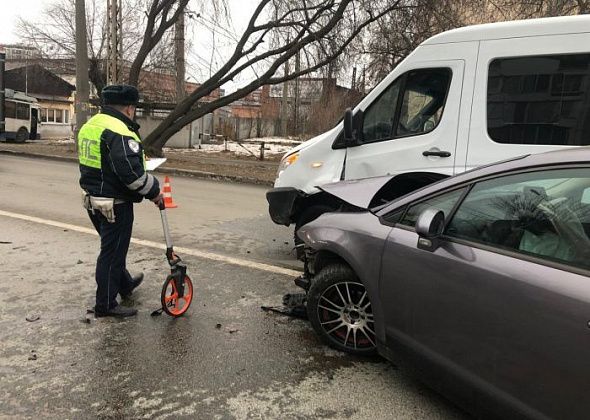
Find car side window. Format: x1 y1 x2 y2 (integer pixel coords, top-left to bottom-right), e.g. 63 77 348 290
446 168 590 271
362 68 452 144
399 187 466 228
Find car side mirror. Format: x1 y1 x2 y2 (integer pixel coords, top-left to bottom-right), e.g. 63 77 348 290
415 208 445 251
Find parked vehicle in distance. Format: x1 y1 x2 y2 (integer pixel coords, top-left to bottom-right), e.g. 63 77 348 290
267 15 590 257
297 148 590 420
1 89 39 143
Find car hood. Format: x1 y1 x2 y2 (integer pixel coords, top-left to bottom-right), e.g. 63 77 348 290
317 172 449 210
317 175 395 209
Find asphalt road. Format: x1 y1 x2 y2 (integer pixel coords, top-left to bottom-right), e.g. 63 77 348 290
0 155 469 419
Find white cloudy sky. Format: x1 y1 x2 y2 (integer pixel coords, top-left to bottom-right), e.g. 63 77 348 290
0 0 359 92
0 0 43 43
0 0 261 91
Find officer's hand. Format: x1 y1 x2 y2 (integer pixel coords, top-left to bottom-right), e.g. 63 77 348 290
150 193 164 207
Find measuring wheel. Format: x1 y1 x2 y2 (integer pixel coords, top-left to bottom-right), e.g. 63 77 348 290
160 274 194 317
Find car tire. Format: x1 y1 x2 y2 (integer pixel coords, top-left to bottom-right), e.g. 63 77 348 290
307 264 377 355
15 127 29 143
294 204 334 260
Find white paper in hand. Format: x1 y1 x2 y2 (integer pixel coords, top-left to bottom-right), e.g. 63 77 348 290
146 158 166 171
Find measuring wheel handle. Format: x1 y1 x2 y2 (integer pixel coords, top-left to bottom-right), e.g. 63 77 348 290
158 200 194 317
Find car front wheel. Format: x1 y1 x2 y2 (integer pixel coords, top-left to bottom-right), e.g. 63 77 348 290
307 264 376 355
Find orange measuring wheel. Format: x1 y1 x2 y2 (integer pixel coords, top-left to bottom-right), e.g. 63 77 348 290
161 274 194 317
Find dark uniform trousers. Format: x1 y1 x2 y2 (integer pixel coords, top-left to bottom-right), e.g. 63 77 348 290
88 202 135 311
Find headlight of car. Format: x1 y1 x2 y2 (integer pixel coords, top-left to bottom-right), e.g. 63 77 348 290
277 152 300 177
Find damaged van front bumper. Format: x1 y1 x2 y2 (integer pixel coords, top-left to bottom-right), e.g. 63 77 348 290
266 187 307 226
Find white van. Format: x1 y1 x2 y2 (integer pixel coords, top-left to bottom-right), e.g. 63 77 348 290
267 15 590 244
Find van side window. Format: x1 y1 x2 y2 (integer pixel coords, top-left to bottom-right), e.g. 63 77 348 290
396 69 451 137
488 54 590 146
362 78 401 142
362 68 452 144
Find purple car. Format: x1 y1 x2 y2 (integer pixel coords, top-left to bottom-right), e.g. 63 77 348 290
297 148 590 420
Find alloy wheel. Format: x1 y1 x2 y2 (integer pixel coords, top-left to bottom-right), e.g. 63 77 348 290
316 281 375 350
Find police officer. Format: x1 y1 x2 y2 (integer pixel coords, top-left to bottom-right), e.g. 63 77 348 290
78 85 163 318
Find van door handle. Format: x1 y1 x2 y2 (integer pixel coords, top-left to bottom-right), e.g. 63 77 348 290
423 150 451 158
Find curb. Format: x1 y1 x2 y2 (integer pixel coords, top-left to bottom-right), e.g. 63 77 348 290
0 149 274 187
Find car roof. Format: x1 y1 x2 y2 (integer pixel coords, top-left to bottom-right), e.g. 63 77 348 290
422 15 590 45
443 147 590 187
376 147 590 216
472 147 590 174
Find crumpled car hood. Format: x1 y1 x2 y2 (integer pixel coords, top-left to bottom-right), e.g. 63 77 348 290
317 172 448 210
317 175 395 209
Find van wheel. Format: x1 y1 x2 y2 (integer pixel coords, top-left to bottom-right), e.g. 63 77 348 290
307 264 377 355
15 128 29 143
294 204 334 260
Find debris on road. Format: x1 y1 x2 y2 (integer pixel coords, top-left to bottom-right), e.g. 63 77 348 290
261 293 308 320
25 314 40 322
215 323 222 329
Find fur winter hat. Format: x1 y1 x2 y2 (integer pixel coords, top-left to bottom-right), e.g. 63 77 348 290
101 84 140 106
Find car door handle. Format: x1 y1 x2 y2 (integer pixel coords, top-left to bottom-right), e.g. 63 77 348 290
422 150 451 158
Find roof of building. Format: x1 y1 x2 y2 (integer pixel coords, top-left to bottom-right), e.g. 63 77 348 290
4 65 75 99
423 15 590 45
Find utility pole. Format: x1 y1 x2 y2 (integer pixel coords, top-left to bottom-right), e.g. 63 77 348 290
281 52 289 137
294 51 300 135
174 11 186 103
75 0 90 141
0 47 5 139
106 0 122 84
361 66 366 94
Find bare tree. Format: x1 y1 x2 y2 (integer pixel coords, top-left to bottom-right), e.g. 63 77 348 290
489 0 590 18
357 0 590 86
127 0 190 86
16 0 191 92
143 0 409 155
17 0 110 91
354 0 494 84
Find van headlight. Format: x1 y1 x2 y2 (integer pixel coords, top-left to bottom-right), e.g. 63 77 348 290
277 152 300 176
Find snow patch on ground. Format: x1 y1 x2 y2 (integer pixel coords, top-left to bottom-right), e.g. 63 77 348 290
176 137 302 157
36 137 302 157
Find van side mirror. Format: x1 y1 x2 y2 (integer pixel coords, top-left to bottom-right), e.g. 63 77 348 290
415 208 445 251
343 108 354 143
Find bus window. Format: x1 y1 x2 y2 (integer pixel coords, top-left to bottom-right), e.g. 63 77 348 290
5 101 16 119
16 103 30 120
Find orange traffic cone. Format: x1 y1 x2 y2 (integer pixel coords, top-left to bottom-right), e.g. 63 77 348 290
162 176 178 208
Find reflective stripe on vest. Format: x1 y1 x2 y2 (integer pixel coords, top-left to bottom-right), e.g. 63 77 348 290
78 113 143 169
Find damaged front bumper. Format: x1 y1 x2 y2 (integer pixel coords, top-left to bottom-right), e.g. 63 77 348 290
266 187 307 226
293 246 317 291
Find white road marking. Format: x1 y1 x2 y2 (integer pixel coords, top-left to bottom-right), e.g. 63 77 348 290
0 209 301 277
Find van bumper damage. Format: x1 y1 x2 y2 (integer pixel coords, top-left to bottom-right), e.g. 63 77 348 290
266 187 307 226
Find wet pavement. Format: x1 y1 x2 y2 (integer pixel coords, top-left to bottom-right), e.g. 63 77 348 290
0 155 469 419
0 154 299 270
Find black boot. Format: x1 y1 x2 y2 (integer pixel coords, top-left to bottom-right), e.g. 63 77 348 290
120 273 144 299
94 305 138 318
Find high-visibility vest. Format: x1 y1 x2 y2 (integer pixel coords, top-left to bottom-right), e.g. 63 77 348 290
78 113 145 169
